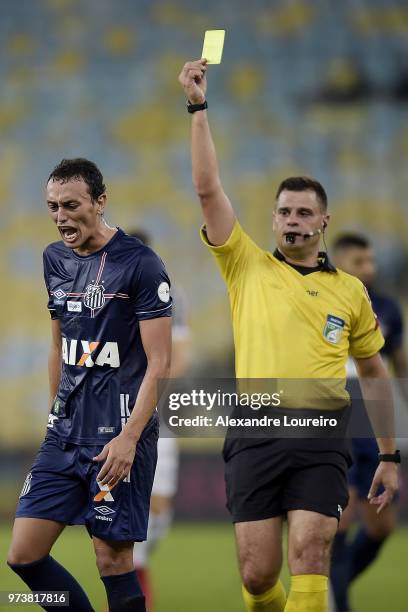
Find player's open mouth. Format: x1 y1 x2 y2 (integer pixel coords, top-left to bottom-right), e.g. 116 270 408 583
59 227 79 243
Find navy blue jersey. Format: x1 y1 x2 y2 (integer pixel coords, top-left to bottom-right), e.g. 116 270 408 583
369 289 404 357
43 229 172 444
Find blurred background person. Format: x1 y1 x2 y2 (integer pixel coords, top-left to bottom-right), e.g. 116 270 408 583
330 233 408 612
129 230 192 611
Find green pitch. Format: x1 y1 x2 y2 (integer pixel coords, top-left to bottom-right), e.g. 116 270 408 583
1 523 407 611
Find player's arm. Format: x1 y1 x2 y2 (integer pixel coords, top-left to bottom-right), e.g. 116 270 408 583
354 352 399 512
94 317 172 487
178 59 235 246
125 316 172 437
386 299 408 403
390 347 408 404
48 318 62 412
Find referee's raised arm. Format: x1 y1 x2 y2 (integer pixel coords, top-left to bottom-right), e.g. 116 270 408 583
178 59 235 246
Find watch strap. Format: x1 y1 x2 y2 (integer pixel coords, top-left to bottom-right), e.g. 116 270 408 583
187 100 208 113
378 450 401 463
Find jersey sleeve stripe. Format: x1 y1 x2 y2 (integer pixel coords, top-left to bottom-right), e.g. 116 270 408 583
135 303 172 315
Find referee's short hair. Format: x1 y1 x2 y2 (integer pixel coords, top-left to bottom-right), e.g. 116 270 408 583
48 158 106 202
276 176 328 211
332 233 371 252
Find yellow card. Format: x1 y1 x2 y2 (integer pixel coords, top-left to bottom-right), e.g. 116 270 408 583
202 29 225 64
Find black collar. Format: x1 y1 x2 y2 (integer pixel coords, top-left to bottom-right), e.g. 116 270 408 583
273 248 337 273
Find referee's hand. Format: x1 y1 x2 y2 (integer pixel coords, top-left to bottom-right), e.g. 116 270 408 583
367 462 399 513
178 59 207 105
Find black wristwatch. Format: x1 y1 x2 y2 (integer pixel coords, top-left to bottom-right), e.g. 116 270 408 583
378 450 401 463
187 100 208 113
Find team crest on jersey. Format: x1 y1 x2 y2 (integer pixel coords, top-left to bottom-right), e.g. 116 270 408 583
83 283 105 310
323 314 345 344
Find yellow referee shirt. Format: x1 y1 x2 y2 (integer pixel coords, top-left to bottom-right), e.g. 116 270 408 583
201 221 384 408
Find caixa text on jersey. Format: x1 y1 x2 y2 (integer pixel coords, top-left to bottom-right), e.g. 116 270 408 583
61 338 120 367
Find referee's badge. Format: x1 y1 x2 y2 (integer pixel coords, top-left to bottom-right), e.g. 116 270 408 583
323 314 345 344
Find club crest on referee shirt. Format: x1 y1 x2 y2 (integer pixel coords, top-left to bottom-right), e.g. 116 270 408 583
83 282 105 310
323 314 345 344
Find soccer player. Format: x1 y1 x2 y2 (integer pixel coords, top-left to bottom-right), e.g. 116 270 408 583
129 230 191 611
178 59 400 612
7 159 172 612
330 233 408 612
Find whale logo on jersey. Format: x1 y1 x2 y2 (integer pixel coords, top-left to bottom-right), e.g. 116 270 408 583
83 282 105 310
62 338 120 368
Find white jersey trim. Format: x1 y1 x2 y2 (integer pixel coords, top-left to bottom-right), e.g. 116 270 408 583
135 303 172 315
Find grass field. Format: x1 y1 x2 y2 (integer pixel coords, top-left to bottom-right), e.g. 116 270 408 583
1 522 407 611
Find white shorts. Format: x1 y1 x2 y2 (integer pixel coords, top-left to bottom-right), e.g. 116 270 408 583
151 436 179 497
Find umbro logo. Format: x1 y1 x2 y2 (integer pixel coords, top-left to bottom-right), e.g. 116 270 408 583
94 506 115 516
54 289 67 300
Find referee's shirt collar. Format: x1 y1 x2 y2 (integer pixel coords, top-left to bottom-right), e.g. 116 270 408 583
273 248 337 273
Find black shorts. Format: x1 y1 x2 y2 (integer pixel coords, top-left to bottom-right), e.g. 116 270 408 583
223 438 350 522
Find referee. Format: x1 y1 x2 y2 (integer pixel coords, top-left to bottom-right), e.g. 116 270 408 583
178 59 399 612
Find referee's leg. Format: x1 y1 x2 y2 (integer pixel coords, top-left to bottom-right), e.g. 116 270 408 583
287 510 338 612
235 517 287 611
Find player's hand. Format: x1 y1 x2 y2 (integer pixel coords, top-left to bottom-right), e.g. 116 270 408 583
93 431 138 487
367 462 399 513
178 59 207 104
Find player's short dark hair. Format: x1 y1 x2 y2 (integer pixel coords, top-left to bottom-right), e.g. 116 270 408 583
128 229 151 246
276 176 328 211
47 158 106 201
332 233 371 252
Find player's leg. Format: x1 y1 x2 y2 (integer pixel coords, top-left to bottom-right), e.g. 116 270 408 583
8 517 65 564
330 486 358 612
7 518 94 611
94 537 145 612
148 494 173 553
7 437 95 611
286 509 338 612
348 498 396 583
345 437 396 588
133 495 172 610
236 517 287 611
133 436 178 610
88 420 158 612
